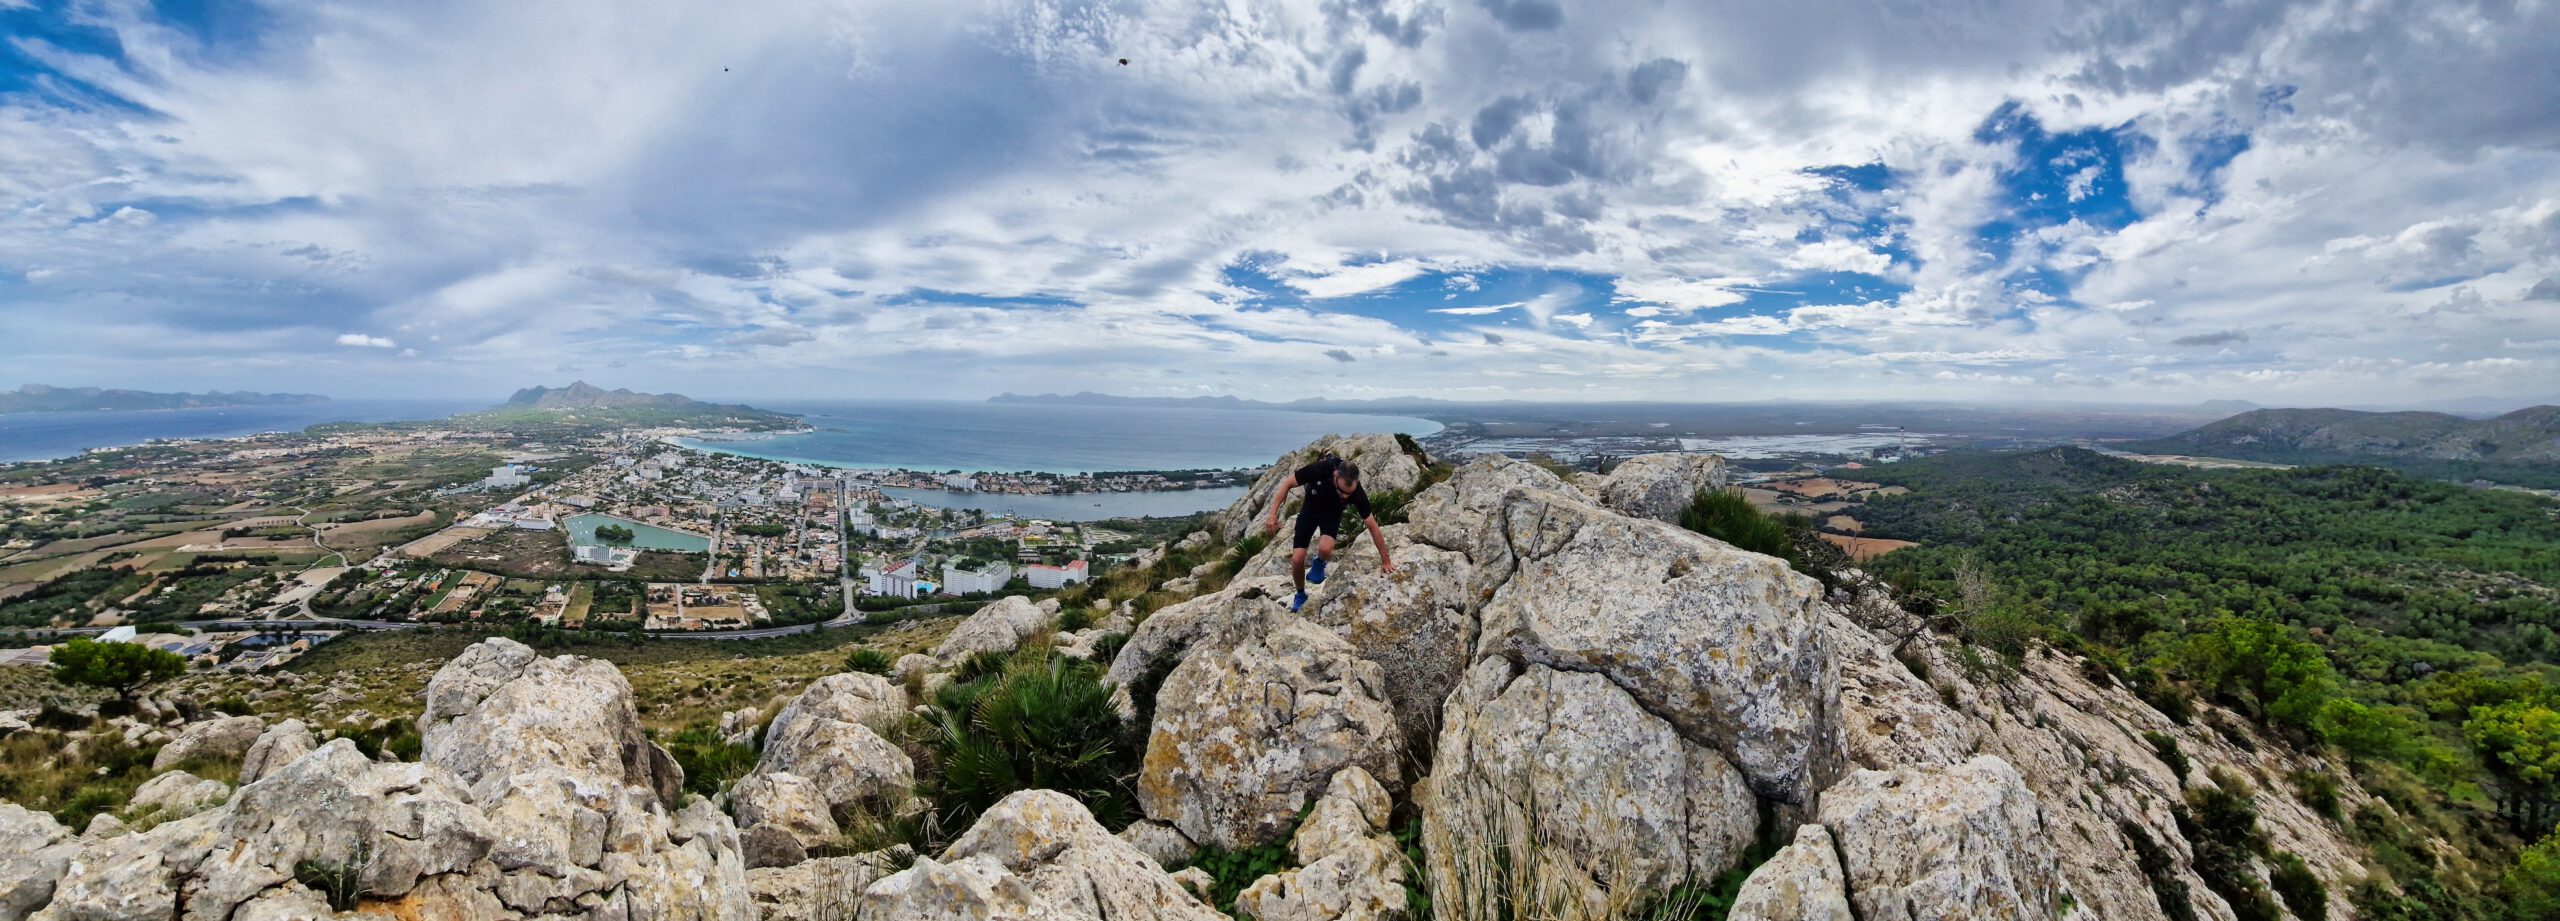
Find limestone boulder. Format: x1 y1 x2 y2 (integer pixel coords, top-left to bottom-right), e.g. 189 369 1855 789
236 718 317 785
127 769 230 820
420 637 684 808
1728 824 1855 921
763 673 908 748
1471 485 1841 804
854 855 1054 920
1597 452 1728 524
1424 659 1757 909
150 715 264 771
749 848 913 921
942 790 1226 921
1117 820 1198 870
1300 535 1478 753
736 672 915 860
1234 767 1406 921
1211 434 1426 543
1138 608 1404 850
718 706 765 748
934 595 1053 662
191 739 494 911
28 809 224 920
0 804 75 918
1815 756 2087 921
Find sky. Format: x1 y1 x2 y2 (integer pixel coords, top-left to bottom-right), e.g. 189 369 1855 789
1 0 2556 407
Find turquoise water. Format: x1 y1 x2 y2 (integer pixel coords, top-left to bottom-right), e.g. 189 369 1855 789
679 401 1441 475
565 513 711 553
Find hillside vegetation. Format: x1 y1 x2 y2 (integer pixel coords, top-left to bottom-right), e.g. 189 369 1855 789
2130 406 2560 487
1861 447 2560 915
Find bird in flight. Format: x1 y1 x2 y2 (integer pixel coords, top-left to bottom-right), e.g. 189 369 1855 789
1117 58 1129 66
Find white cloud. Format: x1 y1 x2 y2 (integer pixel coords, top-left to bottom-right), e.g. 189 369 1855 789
0 0 2548 404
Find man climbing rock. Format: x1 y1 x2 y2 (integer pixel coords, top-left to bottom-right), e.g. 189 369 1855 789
1265 454 1395 612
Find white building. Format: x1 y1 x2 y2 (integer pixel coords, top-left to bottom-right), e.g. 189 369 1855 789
942 474 978 492
863 560 923 599
482 464 532 490
1023 560 1089 590
941 560 1013 596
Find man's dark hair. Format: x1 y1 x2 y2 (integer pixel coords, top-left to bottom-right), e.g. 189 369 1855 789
1335 461 1361 483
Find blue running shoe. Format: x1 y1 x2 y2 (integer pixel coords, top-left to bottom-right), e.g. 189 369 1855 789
1308 558 1328 584
1292 590 1308 612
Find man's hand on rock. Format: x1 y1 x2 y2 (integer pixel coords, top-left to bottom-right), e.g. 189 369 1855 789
1380 560 1397 575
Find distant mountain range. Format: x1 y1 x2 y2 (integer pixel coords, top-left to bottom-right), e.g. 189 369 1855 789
469 382 802 429
2127 406 2560 486
0 384 327 414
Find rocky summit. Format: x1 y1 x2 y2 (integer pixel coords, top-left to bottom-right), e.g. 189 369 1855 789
1 436 2389 919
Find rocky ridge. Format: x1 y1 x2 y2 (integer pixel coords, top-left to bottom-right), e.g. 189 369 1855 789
0 433 2388 920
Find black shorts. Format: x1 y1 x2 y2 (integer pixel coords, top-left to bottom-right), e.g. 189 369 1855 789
1291 510 1341 549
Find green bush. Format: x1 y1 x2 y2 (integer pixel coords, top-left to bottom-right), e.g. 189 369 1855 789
2145 731 2190 782
2269 851 2326 921
2291 768 2343 821
49 638 186 697
844 647 895 676
2510 829 2560 919
664 723 759 797
1678 489 1795 564
925 653 1141 833
2179 773 2280 921
1056 605 1097 633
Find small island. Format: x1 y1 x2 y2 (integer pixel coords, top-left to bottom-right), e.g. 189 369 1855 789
593 523 636 544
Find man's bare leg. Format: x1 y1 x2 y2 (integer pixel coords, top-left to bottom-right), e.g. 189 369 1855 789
1291 547 1308 591
1317 535 1337 564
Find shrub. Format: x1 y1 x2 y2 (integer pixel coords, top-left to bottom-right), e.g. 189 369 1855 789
1678 489 1795 564
1056 605 1097 634
664 723 758 797
925 653 1141 833
2145 731 2190 783
2510 829 2560 920
206 695 255 717
949 649 1014 686
844 647 895 676
2121 821 2199 921
2179 773 2279 921
1089 632 1131 666
2291 768 2343 821
2269 851 2326 921
295 843 374 911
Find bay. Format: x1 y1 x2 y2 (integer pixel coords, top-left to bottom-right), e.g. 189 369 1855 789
878 485 1251 522
0 399 482 463
677 401 1442 476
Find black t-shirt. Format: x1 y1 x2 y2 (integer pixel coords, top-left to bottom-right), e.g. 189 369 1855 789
1294 457 1372 521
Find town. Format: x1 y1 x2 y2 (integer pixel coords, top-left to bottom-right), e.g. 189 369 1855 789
0 420 1183 673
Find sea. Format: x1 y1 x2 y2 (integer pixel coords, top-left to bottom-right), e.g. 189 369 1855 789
2 398 1440 521
0 399 484 464
675 401 1443 520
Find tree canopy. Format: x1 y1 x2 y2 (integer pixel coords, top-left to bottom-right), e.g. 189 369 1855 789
49 638 187 697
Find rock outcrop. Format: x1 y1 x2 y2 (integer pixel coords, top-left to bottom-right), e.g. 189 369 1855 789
734 672 916 863
934 595 1054 662
1234 766 1406 921
1596 451 1728 523
854 791 1222 921
1425 659 1758 905
126 769 229 820
1137 602 1404 851
1727 824 1855 921
1815 756 2085 920
0 804 74 917
150 714 264 771
236 718 316 785
19 637 754 919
